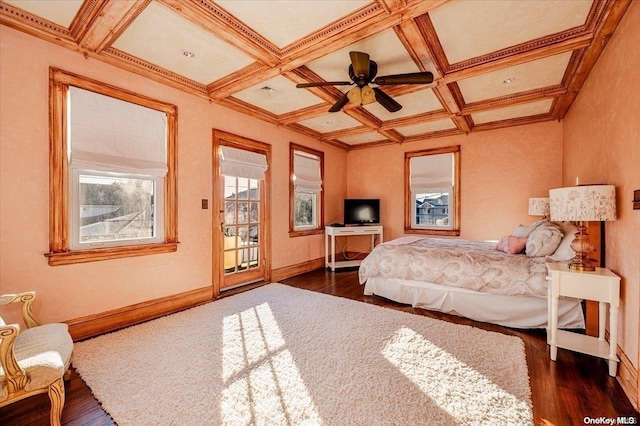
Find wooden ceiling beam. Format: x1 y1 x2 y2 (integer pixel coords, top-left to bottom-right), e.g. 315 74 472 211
344 108 383 130
279 104 332 125
471 114 554 133
379 110 450 130
554 0 632 117
451 115 471 133
460 86 567 115
207 63 275 99
209 1 450 99
160 0 280 67
321 126 377 141
378 128 404 143
402 127 463 143
73 0 150 53
347 139 397 150
442 37 593 83
0 2 76 47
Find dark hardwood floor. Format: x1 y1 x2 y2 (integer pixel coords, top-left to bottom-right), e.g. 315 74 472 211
1 268 637 425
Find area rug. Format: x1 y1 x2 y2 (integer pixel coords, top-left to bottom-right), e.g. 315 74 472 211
72 283 533 425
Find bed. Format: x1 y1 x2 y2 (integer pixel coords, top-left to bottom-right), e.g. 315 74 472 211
358 235 585 329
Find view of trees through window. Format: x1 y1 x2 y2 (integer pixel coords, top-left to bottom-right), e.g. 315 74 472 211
79 175 155 243
294 192 315 227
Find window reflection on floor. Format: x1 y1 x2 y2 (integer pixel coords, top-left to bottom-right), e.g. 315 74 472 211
221 303 321 424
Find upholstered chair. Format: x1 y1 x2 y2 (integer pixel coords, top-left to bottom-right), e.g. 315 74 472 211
0 291 74 426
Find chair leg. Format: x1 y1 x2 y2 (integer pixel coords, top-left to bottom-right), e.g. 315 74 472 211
48 377 65 426
63 369 71 382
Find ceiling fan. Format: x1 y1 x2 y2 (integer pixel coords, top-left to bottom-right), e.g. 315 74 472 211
296 51 434 113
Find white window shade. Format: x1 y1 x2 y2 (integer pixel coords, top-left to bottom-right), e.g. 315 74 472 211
410 153 453 192
69 86 168 176
220 146 268 180
294 152 322 193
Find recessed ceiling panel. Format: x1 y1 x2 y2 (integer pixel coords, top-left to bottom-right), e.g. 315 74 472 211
458 52 573 103
306 30 420 83
4 0 82 27
365 89 443 120
215 0 370 48
397 119 457 136
472 99 553 124
233 76 324 115
430 0 593 64
112 2 254 84
297 114 361 133
337 132 387 145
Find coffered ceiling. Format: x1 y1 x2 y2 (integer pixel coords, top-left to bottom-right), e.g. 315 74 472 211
0 0 631 150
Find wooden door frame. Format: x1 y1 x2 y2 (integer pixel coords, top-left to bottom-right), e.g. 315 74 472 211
212 129 272 297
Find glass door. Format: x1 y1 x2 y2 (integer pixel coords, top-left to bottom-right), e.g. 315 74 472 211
213 130 271 294
221 175 264 289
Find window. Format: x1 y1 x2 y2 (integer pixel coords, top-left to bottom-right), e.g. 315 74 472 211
47 68 177 265
289 143 324 236
405 146 460 236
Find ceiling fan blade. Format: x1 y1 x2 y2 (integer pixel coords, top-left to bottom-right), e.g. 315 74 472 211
373 88 402 112
296 81 352 88
328 92 349 113
373 72 434 85
350 51 370 79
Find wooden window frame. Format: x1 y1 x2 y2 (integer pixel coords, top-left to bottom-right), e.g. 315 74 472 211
404 145 461 236
45 68 178 266
289 143 324 237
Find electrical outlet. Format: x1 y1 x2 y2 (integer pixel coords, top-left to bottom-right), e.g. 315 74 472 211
201 199 208 209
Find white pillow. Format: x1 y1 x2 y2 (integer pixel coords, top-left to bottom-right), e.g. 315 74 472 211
547 221 578 261
513 219 548 238
526 221 563 257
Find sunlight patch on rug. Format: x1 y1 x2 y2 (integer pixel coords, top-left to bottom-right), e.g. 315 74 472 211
220 302 320 425
382 326 532 425
72 283 533 425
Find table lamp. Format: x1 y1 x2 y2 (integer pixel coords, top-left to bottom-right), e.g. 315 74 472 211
528 197 550 219
549 185 616 271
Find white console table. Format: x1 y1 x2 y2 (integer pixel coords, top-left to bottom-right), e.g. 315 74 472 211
546 262 620 376
325 225 383 271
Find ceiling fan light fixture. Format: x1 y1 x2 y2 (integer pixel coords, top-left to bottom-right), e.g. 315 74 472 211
360 86 376 105
347 87 362 105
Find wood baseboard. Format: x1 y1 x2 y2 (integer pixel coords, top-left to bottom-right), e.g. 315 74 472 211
271 257 324 282
66 286 213 341
66 259 326 341
617 344 639 410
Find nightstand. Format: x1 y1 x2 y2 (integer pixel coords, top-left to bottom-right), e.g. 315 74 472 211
546 262 620 376
325 225 383 271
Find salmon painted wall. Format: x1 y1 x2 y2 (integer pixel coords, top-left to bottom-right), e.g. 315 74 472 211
346 121 564 245
563 0 639 371
0 26 346 324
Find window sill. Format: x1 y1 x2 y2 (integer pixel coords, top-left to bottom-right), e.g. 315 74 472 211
45 242 178 266
289 228 324 238
405 228 460 237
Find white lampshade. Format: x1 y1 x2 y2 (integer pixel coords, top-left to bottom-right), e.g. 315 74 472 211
528 198 550 217
549 185 617 222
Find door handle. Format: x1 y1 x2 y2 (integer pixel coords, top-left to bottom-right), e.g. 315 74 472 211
221 222 225 232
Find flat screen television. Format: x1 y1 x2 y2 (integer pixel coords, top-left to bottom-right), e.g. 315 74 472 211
344 199 380 225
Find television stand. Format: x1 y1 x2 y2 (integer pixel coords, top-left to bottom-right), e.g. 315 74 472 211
325 225 383 271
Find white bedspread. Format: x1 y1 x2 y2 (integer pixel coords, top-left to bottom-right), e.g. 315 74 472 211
359 237 550 298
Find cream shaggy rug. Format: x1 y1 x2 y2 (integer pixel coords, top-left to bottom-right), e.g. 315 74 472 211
72 283 533 425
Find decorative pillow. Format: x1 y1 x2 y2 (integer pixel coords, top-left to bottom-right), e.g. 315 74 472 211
526 221 563 257
496 236 527 254
513 219 549 238
548 221 578 261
